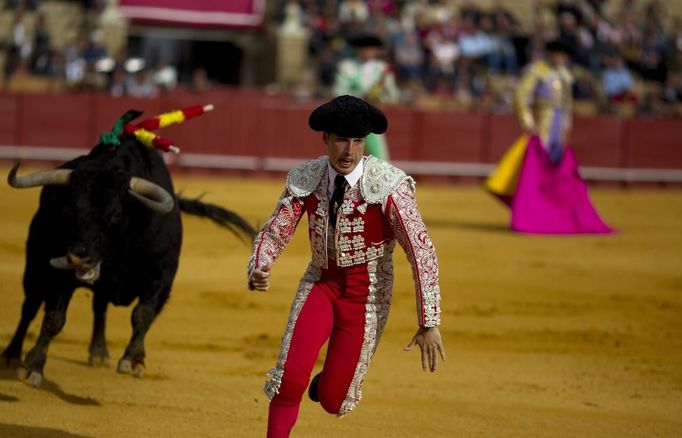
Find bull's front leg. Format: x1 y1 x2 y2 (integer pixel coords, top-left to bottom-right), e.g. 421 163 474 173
2 295 43 368
88 294 110 367
19 290 73 387
117 294 167 378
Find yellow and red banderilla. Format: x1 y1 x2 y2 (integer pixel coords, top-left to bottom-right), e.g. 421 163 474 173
124 104 214 153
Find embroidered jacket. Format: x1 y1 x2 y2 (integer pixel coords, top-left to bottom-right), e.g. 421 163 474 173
514 60 573 146
248 156 440 327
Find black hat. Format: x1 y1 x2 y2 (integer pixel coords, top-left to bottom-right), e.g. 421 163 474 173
349 34 384 49
545 39 574 55
309 95 388 137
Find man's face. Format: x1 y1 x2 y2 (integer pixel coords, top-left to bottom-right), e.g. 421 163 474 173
324 132 365 175
548 51 569 67
358 46 379 62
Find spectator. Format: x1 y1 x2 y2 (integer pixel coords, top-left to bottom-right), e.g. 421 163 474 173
639 29 666 82
552 0 584 26
458 15 493 62
152 58 178 92
393 27 425 82
424 24 459 88
5 12 31 83
7 0 40 10
30 13 52 76
602 53 637 102
339 0 370 25
64 34 87 86
460 0 482 25
489 6 519 74
81 31 108 64
190 67 212 93
126 69 158 98
109 67 126 97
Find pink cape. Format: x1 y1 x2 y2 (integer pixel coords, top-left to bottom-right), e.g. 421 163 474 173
510 136 613 234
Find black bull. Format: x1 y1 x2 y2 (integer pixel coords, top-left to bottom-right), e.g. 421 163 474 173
1 137 255 387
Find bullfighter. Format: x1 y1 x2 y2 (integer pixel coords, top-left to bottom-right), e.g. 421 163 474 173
247 95 445 437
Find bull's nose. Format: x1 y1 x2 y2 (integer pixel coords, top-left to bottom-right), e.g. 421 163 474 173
68 254 92 267
67 244 91 267
69 244 87 258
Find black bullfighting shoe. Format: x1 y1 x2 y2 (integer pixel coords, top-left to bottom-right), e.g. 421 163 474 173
308 372 321 402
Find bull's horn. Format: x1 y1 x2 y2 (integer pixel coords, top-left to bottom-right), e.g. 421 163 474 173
50 256 73 270
8 163 72 188
129 177 174 214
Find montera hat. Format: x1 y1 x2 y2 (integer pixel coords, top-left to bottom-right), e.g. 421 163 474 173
308 95 388 138
545 39 574 55
349 34 384 48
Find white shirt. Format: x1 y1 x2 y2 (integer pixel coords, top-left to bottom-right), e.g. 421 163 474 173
327 158 364 200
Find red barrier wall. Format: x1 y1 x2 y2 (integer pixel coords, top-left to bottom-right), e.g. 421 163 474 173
384 107 417 161
571 116 625 167
19 94 92 148
486 114 522 163
414 111 484 162
1 90 681 172
0 94 19 145
624 119 682 169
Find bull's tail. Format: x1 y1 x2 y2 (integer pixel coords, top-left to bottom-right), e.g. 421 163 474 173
178 197 256 243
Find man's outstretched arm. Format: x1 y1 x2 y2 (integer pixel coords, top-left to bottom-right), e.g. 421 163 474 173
247 188 305 291
386 179 445 371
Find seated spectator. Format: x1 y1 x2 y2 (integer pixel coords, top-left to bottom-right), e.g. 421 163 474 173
339 0 369 25
152 58 178 92
458 16 494 62
190 67 212 93
424 25 458 88
81 31 108 64
5 11 31 83
394 28 425 82
481 13 517 75
126 69 158 98
30 13 52 76
109 67 126 97
638 29 666 82
602 53 637 102
460 0 482 25
6 0 40 10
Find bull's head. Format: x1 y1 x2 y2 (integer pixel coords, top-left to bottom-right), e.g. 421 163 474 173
8 162 174 284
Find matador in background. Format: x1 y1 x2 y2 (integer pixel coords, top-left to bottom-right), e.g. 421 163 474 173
484 40 612 234
333 34 400 161
248 95 444 437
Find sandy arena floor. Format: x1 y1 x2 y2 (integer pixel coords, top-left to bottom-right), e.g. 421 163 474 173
0 169 681 437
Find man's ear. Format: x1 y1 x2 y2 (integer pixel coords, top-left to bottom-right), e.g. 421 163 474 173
322 132 329 144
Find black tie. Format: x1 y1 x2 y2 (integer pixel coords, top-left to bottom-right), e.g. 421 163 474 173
329 174 347 226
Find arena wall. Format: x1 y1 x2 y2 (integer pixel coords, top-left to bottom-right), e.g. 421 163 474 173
0 90 681 183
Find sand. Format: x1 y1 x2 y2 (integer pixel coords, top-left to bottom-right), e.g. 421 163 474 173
0 169 681 437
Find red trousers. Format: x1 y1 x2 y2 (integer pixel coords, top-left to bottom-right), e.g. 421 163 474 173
267 262 370 437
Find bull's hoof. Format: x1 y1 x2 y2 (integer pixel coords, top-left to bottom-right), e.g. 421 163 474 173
17 367 42 388
88 354 110 368
117 358 145 378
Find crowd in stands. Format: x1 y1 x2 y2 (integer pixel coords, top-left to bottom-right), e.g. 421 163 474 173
2 0 210 97
280 0 682 116
2 0 682 117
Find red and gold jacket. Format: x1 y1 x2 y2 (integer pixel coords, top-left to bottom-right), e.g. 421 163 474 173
248 156 440 327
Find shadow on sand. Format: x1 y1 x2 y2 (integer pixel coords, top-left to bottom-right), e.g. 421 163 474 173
0 392 19 402
0 365 100 407
0 424 93 438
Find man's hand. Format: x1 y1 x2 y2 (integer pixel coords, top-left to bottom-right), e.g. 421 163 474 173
523 127 537 138
404 326 446 372
249 264 272 291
